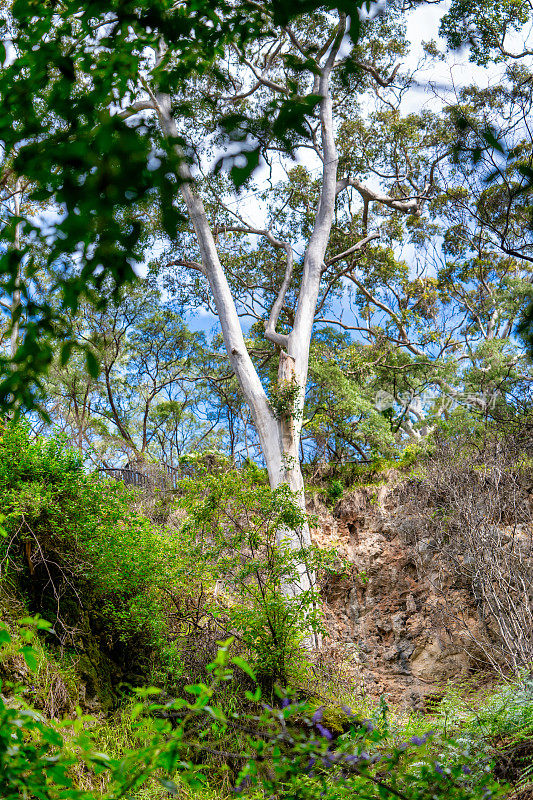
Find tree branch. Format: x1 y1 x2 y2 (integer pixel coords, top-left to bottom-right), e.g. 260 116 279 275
118 100 157 120
289 15 346 378
152 91 282 476
212 223 295 348
336 176 422 214
324 231 380 268
355 60 400 87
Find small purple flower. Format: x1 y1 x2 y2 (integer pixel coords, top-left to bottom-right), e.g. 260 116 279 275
312 706 324 724
362 718 374 732
435 763 444 775
462 765 472 775
234 776 251 793
305 756 316 775
316 723 333 740
341 705 355 718
281 698 291 708
344 754 360 765
410 735 425 746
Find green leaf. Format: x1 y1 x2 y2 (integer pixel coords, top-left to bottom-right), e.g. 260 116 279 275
159 778 179 795
0 628 11 646
86 349 100 379
482 126 505 154
19 644 38 671
60 342 73 367
231 655 256 681
230 147 260 187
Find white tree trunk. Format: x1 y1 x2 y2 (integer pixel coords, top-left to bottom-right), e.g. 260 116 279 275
150 23 345 621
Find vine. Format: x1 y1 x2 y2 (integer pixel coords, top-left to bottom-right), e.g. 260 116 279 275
270 377 302 420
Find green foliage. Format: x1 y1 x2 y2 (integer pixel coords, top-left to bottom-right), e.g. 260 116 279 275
440 0 530 64
326 479 344 503
0 422 183 679
177 465 327 686
270 378 302 420
464 680 533 789
0 618 520 800
44 279 212 467
305 339 398 465
95 649 510 800
0 618 103 800
392 678 533 797
0 614 80 718
0 0 365 415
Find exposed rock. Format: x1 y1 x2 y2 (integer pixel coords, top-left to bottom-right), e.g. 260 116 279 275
309 487 491 710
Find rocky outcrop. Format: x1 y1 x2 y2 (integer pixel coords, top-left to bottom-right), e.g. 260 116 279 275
309 484 489 710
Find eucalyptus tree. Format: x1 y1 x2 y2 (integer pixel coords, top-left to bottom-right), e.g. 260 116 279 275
437 0 533 356
8 0 528 599
1 0 402 602
0 172 58 363
301 56 533 441
45 279 209 466
0 0 358 412
136 5 438 587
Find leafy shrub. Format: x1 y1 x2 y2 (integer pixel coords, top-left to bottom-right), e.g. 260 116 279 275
0 618 105 800
326 479 344 503
178 465 328 687
0 617 511 800
0 614 79 718
0 423 336 693
438 679 533 793
90 644 511 800
0 422 182 681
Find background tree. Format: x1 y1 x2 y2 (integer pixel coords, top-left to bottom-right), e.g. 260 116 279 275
44 278 212 466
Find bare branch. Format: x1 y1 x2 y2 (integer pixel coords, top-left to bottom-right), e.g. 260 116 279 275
324 231 380 268
238 49 289 95
355 60 400 87
336 176 422 214
118 100 157 120
212 223 294 348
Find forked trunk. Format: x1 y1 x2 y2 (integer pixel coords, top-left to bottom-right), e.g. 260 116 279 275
153 17 345 626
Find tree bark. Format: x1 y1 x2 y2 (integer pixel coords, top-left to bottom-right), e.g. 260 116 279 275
150 23 346 618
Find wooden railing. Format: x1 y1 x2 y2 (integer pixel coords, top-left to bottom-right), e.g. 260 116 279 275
96 464 180 490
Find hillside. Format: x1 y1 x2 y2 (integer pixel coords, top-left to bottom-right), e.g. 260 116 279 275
1 422 533 799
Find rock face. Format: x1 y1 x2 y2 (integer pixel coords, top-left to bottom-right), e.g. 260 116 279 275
308 483 487 710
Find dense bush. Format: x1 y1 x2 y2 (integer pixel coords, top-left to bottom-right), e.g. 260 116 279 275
1 622 512 800
0 424 528 800
177 466 331 687
0 618 103 800
0 422 182 680
0 423 332 692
